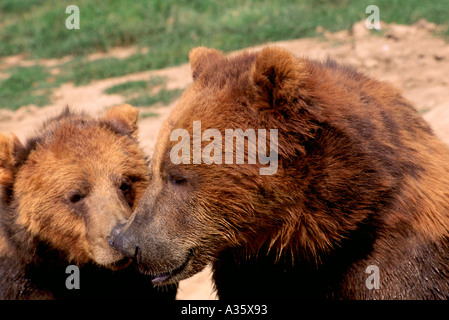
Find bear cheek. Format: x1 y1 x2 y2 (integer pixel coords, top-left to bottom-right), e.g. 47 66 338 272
47 210 92 262
19 202 92 263
13 186 91 263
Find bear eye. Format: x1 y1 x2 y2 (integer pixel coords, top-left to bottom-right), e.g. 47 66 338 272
119 177 132 194
67 190 85 204
169 174 187 185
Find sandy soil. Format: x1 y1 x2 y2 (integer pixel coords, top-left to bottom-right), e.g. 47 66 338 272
1 20 448 300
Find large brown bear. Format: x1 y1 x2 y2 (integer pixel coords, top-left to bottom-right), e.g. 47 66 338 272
0 105 177 299
110 47 449 299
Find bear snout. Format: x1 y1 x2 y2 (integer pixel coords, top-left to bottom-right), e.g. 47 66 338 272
108 223 137 259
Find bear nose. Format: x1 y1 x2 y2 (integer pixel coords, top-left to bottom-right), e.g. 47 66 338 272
108 223 137 259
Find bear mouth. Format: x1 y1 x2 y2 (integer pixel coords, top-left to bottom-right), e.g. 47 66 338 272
137 249 194 285
107 256 133 271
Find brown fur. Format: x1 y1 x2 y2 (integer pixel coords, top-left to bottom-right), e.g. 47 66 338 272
111 47 449 299
0 105 176 299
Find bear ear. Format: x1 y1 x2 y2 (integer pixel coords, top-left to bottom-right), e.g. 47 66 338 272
103 104 139 139
0 133 23 186
189 46 224 80
251 46 307 107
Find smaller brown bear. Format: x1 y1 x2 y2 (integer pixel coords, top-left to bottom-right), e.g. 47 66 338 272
0 105 176 299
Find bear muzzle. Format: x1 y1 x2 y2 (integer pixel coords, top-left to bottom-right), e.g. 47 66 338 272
108 220 198 285
108 222 138 259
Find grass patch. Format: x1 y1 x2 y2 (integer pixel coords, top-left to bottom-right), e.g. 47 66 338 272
1 0 448 110
104 77 183 108
14 0 447 86
139 111 159 119
1 0 447 60
0 65 60 110
104 80 149 95
127 88 184 107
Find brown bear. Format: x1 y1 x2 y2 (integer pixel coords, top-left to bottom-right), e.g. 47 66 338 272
110 47 449 299
0 105 177 299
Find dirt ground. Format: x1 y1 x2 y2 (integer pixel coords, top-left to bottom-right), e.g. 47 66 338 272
1 20 448 299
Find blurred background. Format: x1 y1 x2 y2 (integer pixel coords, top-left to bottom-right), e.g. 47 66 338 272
1 0 448 299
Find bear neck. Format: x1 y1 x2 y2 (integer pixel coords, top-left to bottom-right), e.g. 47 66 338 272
243 121 391 263
214 114 449 298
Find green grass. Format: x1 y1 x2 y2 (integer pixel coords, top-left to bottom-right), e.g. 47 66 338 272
1 0 448 60
139 111 159 119
1 0 448 110
0 65 58 110
104 80 153 96
127 88 184 107
104 76 183 108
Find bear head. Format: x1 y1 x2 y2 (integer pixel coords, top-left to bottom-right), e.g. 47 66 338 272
0 104 149 270
110 47 387 285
